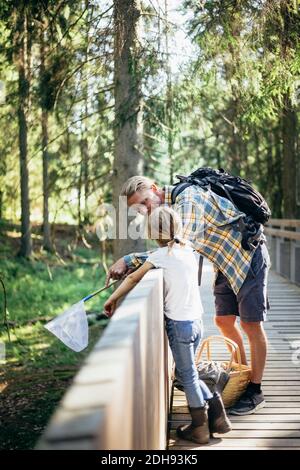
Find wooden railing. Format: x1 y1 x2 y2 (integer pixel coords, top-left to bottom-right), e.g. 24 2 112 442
37 269 173 450
265 219 300 285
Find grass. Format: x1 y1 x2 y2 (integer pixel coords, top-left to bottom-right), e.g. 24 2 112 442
0 231 114 450
1 249 108 325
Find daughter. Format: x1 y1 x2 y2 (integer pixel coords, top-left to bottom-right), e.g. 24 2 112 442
104 207 231 444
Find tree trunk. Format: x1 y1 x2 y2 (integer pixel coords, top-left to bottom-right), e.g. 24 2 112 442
273 125 283 218
227 100 241 176
0 190 3 220
41 108 52 251
215 133 222 169
81 134 89 225
17 9 32 257
282 95 297 218
253 130 264 191
225 7 242 176
82 1 90 225
165 0 174 184
40 27 53 251
113 0 145 259
280 2 298 218
78 159 83 229
265 130 274 209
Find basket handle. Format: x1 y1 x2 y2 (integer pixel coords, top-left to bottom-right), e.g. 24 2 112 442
196 335 243 372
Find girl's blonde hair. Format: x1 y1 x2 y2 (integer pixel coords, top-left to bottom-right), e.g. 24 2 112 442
147 207 184 250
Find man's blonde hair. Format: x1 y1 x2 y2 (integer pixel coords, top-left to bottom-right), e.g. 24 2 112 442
148 207 182 245
120 176 154 198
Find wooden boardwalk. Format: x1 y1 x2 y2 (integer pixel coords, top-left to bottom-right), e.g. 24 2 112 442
168 261 300 450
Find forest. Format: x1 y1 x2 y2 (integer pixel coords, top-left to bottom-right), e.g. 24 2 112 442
0 0 299 450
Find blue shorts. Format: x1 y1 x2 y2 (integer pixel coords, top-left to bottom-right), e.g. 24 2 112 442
214 242 271 323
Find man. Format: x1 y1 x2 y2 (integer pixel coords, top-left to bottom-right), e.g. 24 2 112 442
106 175 271 415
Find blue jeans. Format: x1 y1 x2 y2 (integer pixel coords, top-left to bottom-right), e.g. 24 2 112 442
165 317 213 408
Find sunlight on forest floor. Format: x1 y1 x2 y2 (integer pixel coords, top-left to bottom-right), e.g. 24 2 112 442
0 230 113 449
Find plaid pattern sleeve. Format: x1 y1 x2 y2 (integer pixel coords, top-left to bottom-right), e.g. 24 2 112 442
123 251 152 269
164 185 253 294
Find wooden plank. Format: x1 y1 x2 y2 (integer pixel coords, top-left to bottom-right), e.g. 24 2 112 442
172 406 300 414
207 354 295 358
259 397 300 402
171 413 300 422
171 447 299 450
170 429 300 438
262 369 300 372
169 433 300 448
206 345 296 349
200 341 293 345
269 312 300 315
170 446 298 450
262 371 300 374
229 422 300 429
173 387 300 395
264 227 300 242
263 365 300 369
267 219 300 228
169 422 300 430
268 321 300 324
261 382 300 385
169 265 300 450
173 394 300 406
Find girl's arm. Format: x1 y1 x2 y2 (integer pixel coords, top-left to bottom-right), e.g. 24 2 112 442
104 261 154 317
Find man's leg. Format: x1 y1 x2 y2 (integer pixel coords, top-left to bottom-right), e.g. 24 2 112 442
240 320 267 383
227 243 270 415
214 315 248 365
227 321 267 415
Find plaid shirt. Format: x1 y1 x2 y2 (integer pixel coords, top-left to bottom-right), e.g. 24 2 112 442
124 185 254 294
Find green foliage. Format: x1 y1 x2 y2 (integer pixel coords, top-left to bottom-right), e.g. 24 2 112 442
0 0 299 449
0 0 114 225
164 0 300 217
0 243 113 449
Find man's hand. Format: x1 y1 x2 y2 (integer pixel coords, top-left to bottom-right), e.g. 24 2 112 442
105 257 128 287
103 298 117 318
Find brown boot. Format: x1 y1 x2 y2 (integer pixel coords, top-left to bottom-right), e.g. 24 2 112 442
176 404 210 444
208 392 232 435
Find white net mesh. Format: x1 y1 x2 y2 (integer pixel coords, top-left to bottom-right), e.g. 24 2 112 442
45 300 89 352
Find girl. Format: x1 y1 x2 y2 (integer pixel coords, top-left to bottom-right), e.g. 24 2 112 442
104 207 231 444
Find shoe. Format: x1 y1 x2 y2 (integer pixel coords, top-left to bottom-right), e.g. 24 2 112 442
173 378 184 392
227 388 265 415
208 392 232 434
177 404 210 444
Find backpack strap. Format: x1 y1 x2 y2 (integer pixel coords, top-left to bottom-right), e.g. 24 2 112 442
213 180 249 236
171 181 193 205
171 180 205 285
198 255 204 287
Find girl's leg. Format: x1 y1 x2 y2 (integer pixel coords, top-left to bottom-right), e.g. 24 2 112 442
193 320 213 401
192 321 232 434
165 318 211 408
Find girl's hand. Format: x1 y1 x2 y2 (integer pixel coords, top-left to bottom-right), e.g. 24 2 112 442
103 298 117 317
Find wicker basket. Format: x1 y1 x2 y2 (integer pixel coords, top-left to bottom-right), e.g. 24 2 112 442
196 335 251 408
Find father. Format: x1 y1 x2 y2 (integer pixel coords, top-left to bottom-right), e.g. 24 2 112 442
106 176 270 415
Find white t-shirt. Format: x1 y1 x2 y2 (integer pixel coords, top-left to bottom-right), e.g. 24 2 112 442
147 244 203 321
